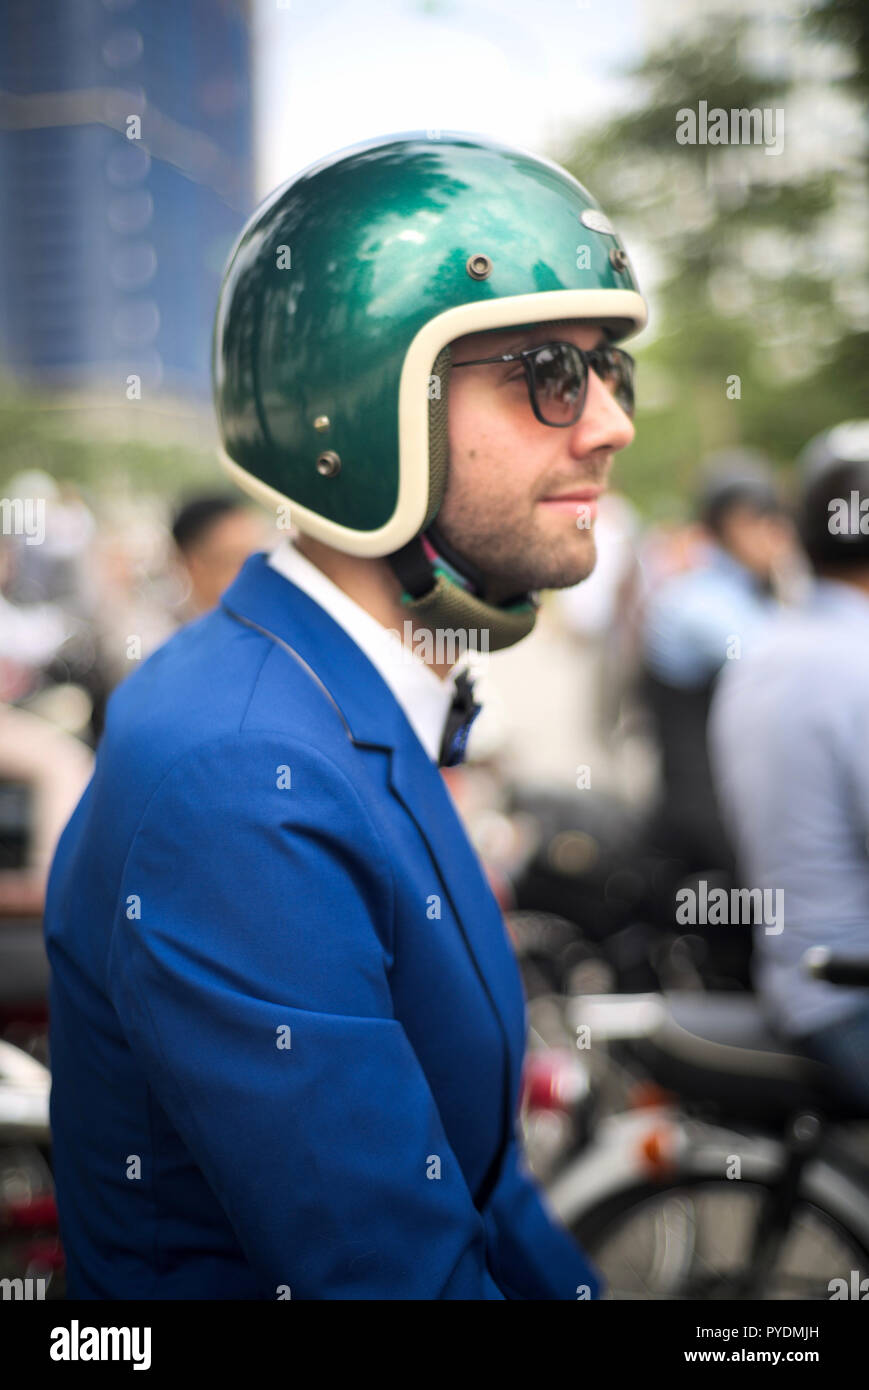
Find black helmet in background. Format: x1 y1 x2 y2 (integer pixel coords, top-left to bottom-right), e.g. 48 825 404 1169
796 421 869 573
694 448 787 537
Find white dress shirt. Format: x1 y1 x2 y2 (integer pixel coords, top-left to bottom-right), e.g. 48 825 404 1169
267 537 463 764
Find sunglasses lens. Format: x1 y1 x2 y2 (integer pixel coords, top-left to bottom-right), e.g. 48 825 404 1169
528 343 586 425
593 346 635 416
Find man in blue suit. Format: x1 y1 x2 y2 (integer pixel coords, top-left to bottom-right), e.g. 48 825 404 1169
44 132 646 1298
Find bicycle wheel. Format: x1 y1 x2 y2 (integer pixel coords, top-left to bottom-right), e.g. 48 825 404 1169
0 1143 65 1299
572 1174 869 1299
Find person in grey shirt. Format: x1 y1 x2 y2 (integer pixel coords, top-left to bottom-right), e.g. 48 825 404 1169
709 422 869 1112
641 456 796 876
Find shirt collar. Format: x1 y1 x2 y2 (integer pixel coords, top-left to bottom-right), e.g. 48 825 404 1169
266 538 462 763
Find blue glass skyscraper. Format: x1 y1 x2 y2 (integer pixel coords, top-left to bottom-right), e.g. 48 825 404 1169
0 0 253 397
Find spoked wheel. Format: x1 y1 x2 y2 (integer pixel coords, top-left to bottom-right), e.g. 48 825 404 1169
573 1176 869 1299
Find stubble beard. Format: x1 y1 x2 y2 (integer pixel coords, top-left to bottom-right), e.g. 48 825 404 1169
436 500 599 603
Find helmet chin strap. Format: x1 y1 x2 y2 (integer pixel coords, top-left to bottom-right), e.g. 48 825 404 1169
386 525 539 655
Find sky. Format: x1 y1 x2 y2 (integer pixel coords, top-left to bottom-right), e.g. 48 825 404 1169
252 0 644 197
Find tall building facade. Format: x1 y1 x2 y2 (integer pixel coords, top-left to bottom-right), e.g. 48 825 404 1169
0 0 254 397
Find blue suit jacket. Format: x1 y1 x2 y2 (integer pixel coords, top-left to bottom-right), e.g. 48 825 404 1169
44 551 601 1300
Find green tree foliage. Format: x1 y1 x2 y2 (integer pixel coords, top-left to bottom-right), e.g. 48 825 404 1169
0 376 217 499
552 14 868 516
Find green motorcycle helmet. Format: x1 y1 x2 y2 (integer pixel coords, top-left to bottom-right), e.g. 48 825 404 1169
212 130 647 650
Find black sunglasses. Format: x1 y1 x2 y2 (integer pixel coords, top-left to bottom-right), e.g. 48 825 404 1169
450 339 635 427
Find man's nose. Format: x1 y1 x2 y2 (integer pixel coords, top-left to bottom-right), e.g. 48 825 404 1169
567 368 635 455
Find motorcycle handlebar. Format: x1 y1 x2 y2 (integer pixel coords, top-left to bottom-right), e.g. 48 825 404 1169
802 946 869 987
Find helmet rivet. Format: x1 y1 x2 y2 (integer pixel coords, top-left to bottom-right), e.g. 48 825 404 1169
313 415 330 432
466 253 493 281
316 450 341 478
609 247 628 273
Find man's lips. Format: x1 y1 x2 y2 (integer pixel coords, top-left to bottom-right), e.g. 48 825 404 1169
538 488 602 520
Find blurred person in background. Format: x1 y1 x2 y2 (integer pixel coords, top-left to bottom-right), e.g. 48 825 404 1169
4 471 96 612
555 490 642 746
85 494 267 718
0 538 93 904
86 504 181 719
170 493 270 622
637 511 711 592
0 473 116 748
710 423 869 1112
638 451 798 874
0 537 70 702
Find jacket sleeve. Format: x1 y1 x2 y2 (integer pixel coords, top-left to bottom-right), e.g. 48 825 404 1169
483 1130 604 1300
107 731 505 1300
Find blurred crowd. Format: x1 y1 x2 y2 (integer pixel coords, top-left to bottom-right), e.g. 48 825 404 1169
3 421 869 1116
0 475 271 896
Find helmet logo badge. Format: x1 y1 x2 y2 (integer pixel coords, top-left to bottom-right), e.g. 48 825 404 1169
466 253 493 280
580 209 616 236
313 415 330 432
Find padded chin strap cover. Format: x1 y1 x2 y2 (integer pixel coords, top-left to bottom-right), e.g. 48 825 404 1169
399 570 538 652
387 534 539 653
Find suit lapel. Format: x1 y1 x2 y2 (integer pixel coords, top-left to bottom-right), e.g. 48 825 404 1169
220 552 525 1105
385 734 526 1101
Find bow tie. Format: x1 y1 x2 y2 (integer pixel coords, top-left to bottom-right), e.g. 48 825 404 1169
438 668 483 768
